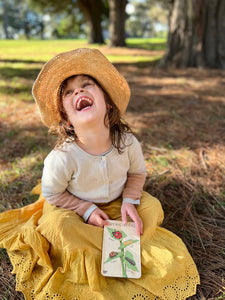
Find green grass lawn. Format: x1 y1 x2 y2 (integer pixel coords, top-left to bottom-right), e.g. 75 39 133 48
126 37 167 50
0 38 166 62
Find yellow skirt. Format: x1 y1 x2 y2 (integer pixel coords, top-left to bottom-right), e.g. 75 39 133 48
0 184 200 300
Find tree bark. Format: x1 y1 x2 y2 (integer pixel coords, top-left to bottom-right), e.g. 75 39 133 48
160 0 225 69
77 0 104 44
3 1 10 39
109 0 127 47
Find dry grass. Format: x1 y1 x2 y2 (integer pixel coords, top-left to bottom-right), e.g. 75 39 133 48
0 49 225 299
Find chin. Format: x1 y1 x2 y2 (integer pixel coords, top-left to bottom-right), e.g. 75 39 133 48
79 115 104 126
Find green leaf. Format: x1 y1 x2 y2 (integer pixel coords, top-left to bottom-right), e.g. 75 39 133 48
119 239 139 250
107 228 127 240
104 252 121 264
124 250 138 272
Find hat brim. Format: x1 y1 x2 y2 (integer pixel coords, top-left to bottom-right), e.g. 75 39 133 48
32 48 130 128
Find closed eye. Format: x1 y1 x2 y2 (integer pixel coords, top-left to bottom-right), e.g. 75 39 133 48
82 79 94 88
83 83 90 88
64 90 73 96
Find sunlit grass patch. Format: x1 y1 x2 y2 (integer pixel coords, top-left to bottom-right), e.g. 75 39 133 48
106 54 162 64
0 79 31 95
0 151 47 211
145 146 193 176
126 37 166 50
0 64 41 80
0 39 89 61
0 125 50 161
0 151 46 185
0 39 164 64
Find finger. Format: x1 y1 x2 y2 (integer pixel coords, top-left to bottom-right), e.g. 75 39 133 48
97 217 109 227
99 210 109 220
135 219 141 235
121 208 127 224
127 210 142 235
94 214 105 227
140 218 143 235
136 218 142 235
96 212 110 227
98 211 110 226
101 219 110 226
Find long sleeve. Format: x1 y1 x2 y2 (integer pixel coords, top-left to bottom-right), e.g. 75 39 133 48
122 134 147 205
41 148 97 221
46 190 98 222
122 172 146 203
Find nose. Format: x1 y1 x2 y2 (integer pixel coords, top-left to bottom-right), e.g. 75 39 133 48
74 88 85 96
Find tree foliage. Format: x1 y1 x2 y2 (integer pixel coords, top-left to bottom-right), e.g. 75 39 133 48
26 0 107 42
126 0 168 38
26 0 85 39
0 0 44 39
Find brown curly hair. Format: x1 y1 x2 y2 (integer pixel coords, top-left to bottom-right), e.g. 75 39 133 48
49 75 132 154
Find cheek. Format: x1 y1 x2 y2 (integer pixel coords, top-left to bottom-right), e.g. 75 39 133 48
96 90 107 109
63 98 74 112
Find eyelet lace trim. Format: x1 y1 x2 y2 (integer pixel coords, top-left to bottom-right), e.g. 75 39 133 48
8 249 199 300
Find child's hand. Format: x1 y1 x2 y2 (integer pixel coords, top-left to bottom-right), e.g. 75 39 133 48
87 208 109 227
121 203 143 235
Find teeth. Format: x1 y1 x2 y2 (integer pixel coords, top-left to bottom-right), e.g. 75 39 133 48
77 97 92 106
76 97 93 111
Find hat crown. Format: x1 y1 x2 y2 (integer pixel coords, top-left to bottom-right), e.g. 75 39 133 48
32 48 130 128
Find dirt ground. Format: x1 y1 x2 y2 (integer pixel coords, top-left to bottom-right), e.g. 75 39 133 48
0 48 225 299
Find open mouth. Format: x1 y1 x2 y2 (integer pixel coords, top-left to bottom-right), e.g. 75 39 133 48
75 97 93 111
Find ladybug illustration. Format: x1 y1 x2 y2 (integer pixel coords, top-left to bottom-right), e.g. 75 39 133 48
112 231 123 239
109 251 118 258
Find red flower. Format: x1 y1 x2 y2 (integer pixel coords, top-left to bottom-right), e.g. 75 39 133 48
112 231 123 239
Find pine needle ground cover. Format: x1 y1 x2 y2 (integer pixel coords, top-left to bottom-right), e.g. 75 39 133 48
0 40 224 299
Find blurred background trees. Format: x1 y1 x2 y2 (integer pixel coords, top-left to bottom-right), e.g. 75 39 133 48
0 0 168 42
1 0 45 39
0 0 225 69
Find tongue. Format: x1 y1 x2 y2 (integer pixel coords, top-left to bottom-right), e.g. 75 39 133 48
78 99 92 111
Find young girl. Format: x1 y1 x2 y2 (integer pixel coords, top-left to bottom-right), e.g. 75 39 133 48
0 48 199 300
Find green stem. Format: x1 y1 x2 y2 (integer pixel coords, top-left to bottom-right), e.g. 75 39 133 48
120 240 127 277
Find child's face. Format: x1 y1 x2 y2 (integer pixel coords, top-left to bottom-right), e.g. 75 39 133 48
61 75 107 128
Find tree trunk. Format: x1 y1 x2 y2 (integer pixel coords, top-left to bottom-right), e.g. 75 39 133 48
109 0 127 47
40 20 44 40
77 0 104 44
160 0 225 69
3 1 10 39
24 20 30 40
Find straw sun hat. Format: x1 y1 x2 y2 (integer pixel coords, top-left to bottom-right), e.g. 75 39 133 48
32 48 131 128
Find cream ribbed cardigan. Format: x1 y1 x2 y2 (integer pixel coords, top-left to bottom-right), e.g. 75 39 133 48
42 133 146 221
